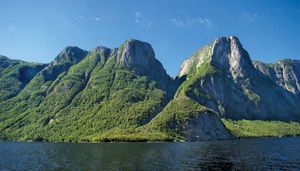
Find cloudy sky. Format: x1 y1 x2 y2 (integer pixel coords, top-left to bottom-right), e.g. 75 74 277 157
0 0 299 76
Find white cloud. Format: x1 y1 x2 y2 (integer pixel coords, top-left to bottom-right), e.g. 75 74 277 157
135 12 141 18
241 12 258 22
134 11 141 23
171 18 184 27
170 17 213 29
134 11 152 27
93 17 100 21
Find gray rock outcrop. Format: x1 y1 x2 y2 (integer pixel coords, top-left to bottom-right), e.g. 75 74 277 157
182 111 233 141
253 59 300 95
178 36 300 121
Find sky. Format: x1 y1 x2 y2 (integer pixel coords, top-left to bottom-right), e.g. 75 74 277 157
0 0 299 77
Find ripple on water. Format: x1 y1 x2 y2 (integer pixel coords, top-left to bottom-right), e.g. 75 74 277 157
0 137 300 170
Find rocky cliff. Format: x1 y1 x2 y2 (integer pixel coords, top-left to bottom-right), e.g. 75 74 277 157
0 36 298 142
0 39 231 142
253 59 300 95
177 36 300 121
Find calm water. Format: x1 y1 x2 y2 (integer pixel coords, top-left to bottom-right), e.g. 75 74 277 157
0 137 300 171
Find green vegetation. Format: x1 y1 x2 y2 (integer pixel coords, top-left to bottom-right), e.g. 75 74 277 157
1 40 299 142
145 97 210 139
222 119 300 137
242 88 260 104
81 128 173 142
0 58 45 101
0 42 174 142
176 59 218 97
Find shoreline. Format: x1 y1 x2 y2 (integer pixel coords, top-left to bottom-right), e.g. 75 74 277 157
1 134 299 144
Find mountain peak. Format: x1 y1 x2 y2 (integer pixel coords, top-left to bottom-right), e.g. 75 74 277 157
124 38 149 44
53 46 88 65
90 46 112 58
119 39 155 69
211 36 247 67
212 36 254 79
91 46 110 52
179 36 254 79
0 55 9 60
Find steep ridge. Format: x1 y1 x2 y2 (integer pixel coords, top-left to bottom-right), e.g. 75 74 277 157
0 39 195 141
0 47 88 130
177 36 300 121
0 56 46 101
1 37 298 142
0 55 21 76
253 59 300 95
40 40 185 141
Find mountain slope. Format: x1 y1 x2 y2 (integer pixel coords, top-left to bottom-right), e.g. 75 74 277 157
1 37 298 142
0 47 88 131
1 39 227 142
0 56 46 101
177 36 300 121
146 96 233 141
253 59 300 95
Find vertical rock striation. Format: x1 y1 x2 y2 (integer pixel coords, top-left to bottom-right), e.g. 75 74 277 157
178 36 300 121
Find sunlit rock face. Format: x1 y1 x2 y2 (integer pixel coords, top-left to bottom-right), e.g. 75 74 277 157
118 39 178 98
119 39 156 70
211 36 255 81
178 36 300 122
0 37 299 142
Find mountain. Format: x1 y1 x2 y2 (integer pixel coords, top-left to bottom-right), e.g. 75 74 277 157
253 59 300 95
0 39 231 142
177 36 300 121
0 37 299 142
0 55 46 101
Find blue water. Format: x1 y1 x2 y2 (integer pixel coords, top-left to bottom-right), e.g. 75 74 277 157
0 137 300 170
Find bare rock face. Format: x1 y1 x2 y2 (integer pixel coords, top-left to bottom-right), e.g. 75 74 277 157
182 111 233 141
179 36 254 83
179 45 212 77
118 39 166 75
119 39 155 70
178 36 300 121
253 59 300 95
211 37 254 81
118 39 179 98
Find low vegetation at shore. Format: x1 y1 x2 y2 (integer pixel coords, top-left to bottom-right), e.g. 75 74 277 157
222 119 300 137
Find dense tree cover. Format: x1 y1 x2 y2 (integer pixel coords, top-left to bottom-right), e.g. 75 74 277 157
0 41 178 142
0 39 299 142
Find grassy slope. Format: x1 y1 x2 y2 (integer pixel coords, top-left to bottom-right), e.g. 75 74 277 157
0 43 172 142
222 119 300 137
1 44 300 142
146 97 209 132
81 97 212 142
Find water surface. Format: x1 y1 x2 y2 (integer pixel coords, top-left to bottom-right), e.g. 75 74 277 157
0 137 300 170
